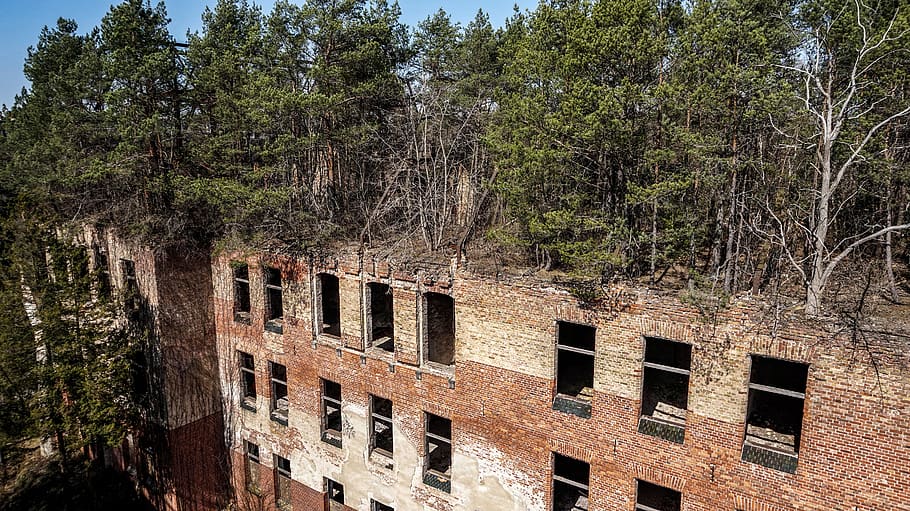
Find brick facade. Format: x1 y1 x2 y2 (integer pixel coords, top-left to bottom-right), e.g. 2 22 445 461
210 251 910 511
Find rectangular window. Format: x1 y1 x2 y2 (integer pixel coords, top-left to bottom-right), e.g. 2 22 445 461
317 273 341 337
321 379 342 447
264 267 283 333
635 480 681 511
94 248 111 297
120 259 138 310
239 351 256 410
274 455 291 509
552 453 589 511
369 395 393 459
638 337 691 443
270 362 288 424
423 413 451 493
424 293 455 366
742 356 808 473
371 500 394 511
367 283 394 351
326 478 344 510
233 263 251 323
244 440 260 493
553 321 595 418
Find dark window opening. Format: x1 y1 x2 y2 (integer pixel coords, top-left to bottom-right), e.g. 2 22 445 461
239 351 256 410
130 351 149 399
639 338 691 443
120 259 138 310
554 322 595 416
371 500 394 511
636 480 681 511
368 283 394 352
265 267 283 333
94 248 111 297
245 441 260 493
423 413 451 492
270 362 288 424
321 379 342 447
743 356 808 472
326 478 344 510
370 395 393 458
425 293 455 366
318 273 341 337
233 263 251 323
552 454 589 511
275 455 291 509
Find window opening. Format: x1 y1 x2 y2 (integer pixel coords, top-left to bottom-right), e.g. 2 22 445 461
120 259 138 310
326 478 344 510
371 500 394 511
552 453 589 511
424 293 455 366
370 395 393 459
239 351 256 410
94 248 111 297
368 282 394 352
264 267 283 333
423 413 451 492
321 379 342 447
553 321 595 418
275 455 291 509
270 362 288 424
244 440 260 493
233 263 251 323
638 337 691 443
742 355 808 473
318 273 341 336
635 480 681 511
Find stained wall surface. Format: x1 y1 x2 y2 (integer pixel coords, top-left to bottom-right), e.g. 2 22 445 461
212 252 910 511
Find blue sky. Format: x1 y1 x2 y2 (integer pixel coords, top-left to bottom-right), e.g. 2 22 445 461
0 0 535 108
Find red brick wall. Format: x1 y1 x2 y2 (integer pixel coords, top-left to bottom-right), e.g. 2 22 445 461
212 252 910 511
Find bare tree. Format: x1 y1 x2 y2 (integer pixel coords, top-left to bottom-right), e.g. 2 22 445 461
777 0 910 316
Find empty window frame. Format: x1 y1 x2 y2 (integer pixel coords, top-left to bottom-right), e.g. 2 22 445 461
370 395 393 458
742 355 809 473
239 351 256 410
326 478 344 510
371 500 394 511
120 259 138 309
317 273 341 336
554 321 595 417
552 454 589 511
264 267 283 332
274 455 292 509
233 263 251 323
367 282 394 351
635 480 681 511
424 293 455 366
321 379 342 447
270 362 288 424
638 337 692 443
94 248 111 297
423 413 452 492
244 440 260 493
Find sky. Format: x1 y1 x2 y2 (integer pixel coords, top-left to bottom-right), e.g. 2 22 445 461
0 0 535 108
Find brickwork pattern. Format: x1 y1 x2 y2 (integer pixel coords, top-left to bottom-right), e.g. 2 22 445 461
212 252 910 511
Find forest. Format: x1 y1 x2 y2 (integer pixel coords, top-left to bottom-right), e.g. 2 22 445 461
0 0 908 487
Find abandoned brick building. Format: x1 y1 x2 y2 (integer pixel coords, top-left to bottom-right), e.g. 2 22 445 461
88 231 910 511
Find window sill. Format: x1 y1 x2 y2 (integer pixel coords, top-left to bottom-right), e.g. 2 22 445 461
270 411 288 426
369 449 394 470
423 471 451 493
234 312 251 325
638 415 685 444
240 399 257 413
741 442 798 474
553 394 591 419
265 320 283 334
321 430 342 448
